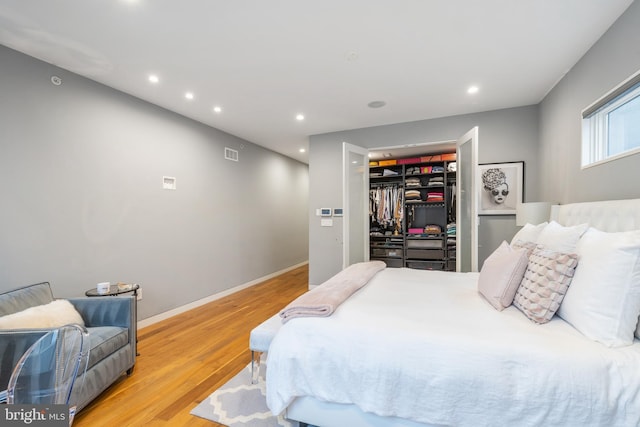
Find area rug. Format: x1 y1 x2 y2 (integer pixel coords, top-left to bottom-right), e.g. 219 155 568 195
191 360 299 427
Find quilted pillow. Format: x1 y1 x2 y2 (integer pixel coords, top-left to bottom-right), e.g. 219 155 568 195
478 241 529 311
511 240 538 258
513 247 578 324
557 228 640 347
0 299 84 329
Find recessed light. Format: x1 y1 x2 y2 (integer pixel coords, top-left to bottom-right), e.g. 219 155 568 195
296 114 305 121
148 75 159 84
299 148 306 153
213 106 222 113
368 100 386 108
185 92 194 100
345 51 360 62
467 85 479 94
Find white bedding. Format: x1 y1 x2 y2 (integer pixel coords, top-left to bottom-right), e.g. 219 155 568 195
266 268 640 426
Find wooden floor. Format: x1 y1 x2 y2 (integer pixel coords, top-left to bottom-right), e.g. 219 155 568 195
74 264 309 427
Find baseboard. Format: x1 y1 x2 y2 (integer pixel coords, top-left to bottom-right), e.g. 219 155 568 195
137 261 308 329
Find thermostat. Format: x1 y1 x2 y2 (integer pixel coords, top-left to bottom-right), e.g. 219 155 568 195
320 208 332 217
333 208 343 217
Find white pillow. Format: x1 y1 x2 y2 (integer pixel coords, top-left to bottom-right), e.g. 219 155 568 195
510 222 548 245
536 221 588 253
0 299 84 329
557 228 640 347
478 241 529 311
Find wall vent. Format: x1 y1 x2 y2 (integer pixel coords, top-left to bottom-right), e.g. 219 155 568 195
224 147 239 162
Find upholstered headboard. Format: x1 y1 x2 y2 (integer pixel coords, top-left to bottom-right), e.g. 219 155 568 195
550 198 640 232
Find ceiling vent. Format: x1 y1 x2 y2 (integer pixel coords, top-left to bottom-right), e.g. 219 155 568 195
224 147 239 162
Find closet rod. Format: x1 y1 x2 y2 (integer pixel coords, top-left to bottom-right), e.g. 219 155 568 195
371 182 403 188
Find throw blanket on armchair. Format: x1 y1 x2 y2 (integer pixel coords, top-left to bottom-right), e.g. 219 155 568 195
280 261 386 323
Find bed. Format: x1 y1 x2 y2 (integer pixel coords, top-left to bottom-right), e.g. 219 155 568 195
266 198 640 427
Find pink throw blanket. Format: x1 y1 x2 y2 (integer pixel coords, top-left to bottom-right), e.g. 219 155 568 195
279 261 386 323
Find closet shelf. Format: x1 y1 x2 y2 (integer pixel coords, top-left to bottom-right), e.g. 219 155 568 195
405 201 445 206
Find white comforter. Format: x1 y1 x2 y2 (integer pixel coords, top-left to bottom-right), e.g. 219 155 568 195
266 268 640 426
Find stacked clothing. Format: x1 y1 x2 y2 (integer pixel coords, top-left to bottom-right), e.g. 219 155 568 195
427 176 444 187
405 189 422 200
406 166 421 175
431 165 445 173
446 223 457 256
370 169 399 178
426 192 444 202
446 223 457 236
405 177 422 188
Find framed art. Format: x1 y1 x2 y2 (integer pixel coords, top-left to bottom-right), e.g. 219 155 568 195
478 161 524 215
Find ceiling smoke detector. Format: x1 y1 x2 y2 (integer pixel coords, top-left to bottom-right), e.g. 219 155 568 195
345 51 359 62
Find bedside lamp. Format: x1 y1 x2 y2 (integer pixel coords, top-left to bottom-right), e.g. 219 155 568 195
516 202 551 226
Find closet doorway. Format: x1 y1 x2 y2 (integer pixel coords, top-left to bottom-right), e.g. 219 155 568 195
343 127 478 272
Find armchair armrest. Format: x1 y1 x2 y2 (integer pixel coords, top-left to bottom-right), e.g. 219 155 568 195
68 297 137 359
68 297 134 329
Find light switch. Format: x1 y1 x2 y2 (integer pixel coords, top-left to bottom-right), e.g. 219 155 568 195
163 176 176 190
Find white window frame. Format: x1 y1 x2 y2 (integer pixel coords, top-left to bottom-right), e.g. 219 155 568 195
581 69 640 169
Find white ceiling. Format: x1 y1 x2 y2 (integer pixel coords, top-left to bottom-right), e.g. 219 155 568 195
0 0 633 164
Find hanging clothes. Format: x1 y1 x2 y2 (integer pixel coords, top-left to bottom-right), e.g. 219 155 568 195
369 184 403 231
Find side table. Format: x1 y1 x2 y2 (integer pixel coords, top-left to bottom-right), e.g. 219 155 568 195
85 283 140 298
85 283 140 355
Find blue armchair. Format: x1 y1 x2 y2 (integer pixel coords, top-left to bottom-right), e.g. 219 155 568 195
0 282 136 412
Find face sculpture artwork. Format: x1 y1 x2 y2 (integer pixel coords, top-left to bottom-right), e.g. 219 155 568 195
482 168 509 204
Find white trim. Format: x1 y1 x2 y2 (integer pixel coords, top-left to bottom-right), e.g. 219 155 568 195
137 261 308 329
581 144 640 169
456 127 479 272
370 139 456 153
582 68 640 118
342 142 369 269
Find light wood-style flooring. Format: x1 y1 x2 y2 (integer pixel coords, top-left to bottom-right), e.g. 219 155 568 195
74 264 309 427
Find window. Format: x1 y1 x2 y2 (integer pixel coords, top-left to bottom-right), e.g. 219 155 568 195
582 70 640 168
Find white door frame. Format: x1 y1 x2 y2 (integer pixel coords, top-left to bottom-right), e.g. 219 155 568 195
456 127 479 272
342 142 370 268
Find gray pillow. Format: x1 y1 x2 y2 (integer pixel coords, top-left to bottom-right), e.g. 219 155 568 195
478 241 529 311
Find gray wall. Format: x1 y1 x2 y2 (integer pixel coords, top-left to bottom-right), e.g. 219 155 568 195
310 1 640 286
539 0 640 204
0 45 309 320
309 105 539 285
